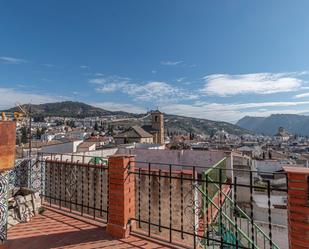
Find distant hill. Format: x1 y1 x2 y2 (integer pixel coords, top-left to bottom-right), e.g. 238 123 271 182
164 114 251 136
4 101 251 136
236 114 309 136
4 101 138 118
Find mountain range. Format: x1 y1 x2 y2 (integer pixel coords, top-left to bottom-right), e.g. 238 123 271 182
236 114 309 136
3 101 251 136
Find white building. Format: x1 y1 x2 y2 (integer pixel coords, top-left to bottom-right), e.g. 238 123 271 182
41 140 83 154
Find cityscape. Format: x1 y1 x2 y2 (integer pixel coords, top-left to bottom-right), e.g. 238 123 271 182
1 1 309 249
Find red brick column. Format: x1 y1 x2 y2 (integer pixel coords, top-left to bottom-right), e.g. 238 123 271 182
284 167 309 249
107 155 135 238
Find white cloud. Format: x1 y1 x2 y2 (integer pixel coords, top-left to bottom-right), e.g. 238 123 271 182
97 83 124 93
202 73 303 96
126 81 198 101
0 56 28 64
88 71 309 122
176 77 186 82
89 76 129 93
89 76 129 85
161 60 183 66
195 101 309 110
93 102 146 114
89 78 107 84
80 65 89 69
294 92 309 98
90 76 198 102
42 63 55 68
0 88 64 110
161 101 309 122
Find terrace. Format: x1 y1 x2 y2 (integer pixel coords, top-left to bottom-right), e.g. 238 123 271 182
7 206 175 249
0 152 294 249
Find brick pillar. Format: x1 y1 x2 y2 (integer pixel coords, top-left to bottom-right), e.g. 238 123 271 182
284 167 309 249
107 155 135 238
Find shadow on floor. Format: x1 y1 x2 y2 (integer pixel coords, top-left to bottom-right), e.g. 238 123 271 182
7 207 173 249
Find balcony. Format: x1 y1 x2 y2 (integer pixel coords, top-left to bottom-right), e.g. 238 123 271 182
0 152 297 248
7 206 176 249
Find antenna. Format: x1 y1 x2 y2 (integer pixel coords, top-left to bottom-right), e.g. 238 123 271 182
15 102 29 116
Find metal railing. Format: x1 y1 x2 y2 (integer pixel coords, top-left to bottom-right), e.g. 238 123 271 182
130 160 287 249
6 154 288 248
8 153 109 222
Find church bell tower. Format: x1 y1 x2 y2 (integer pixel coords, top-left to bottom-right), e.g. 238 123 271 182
151 110 164 144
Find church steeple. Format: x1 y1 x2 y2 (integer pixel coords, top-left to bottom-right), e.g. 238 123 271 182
151 110 164 144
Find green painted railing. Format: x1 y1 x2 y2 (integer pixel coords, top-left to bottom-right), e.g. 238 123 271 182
202 157 227 201
204 176 280 249
89 156 108 165
197 167 280 249
196 184 253 248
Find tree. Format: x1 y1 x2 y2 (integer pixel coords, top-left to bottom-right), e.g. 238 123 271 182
94 121 99 131
36 128 42 139
41 127 47 134
55 120 64 126
189 130 195 140
100 121 106 132
36 127 47 139
20 126 29 144
66 120 76 128
167 128 171 137
33 115 45 122
108 125 114 135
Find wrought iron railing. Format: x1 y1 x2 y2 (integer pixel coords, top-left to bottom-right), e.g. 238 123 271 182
5 153 288 248
130 160 287 249
7 153 109 222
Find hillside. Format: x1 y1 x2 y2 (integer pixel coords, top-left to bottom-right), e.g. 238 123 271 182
236 114 309 136
164 114 250 136
4 101 251 136
4 101 138 118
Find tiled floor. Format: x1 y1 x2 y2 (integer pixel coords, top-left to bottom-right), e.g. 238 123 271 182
6 207 177 249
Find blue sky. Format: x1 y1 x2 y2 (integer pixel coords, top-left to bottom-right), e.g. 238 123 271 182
1 0 309 123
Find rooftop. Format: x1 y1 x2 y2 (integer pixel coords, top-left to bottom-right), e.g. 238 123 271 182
114 126 153 138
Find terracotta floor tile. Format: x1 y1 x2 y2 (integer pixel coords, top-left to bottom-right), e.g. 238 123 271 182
6 207 178 249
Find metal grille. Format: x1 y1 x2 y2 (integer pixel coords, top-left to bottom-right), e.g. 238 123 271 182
130 160 288 249
7 153 109 222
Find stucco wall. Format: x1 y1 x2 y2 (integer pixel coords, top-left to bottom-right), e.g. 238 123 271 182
41 141 84 154
135 170 197 245
0 121 16 171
